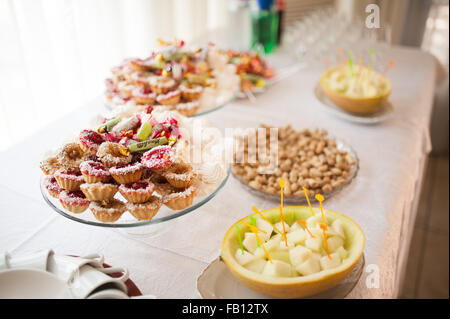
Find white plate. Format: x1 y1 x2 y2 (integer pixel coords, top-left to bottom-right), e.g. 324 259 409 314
0 269 73 299
197 255 364 299
314 84 394 124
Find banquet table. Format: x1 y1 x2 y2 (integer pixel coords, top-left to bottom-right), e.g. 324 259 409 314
0 45 438 298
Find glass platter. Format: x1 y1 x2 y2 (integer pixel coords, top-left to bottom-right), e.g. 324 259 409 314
314 84 394 125
104 92 237 117
41 168 230 228
232 139 359 204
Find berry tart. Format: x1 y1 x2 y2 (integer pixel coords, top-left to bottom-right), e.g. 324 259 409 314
118 180 156 203
179 83 203 101
79 160 111 183
78 130 105 155
89 199 126 222
141 145 176 172
54 168 85 191
132 87 156 105
175 101 200 117
109 162 143 184
156 89 181 106
43 175 62 198
59 190 90 213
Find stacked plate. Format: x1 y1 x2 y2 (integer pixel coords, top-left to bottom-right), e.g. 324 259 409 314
0 250 151 299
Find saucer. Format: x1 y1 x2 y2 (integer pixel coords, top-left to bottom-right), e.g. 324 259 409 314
197 255 365 299
0 269 73 299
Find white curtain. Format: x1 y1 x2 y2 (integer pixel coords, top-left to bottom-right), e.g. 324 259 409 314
0 0 228 150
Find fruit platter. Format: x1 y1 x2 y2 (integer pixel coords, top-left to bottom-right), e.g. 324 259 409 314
104 40 240 117
40 106 230 227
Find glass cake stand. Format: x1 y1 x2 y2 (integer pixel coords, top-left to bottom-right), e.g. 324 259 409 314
41 168 230 237
104 92 237 117
232 139 359 204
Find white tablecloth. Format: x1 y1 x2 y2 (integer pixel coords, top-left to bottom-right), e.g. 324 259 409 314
0 45 437 298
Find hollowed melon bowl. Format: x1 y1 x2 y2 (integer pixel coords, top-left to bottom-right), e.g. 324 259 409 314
319 65 392 115
221 206 365 298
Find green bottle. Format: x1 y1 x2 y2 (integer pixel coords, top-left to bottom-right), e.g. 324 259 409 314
251 0 279 54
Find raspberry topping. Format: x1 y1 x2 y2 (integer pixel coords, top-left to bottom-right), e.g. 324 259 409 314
59 190 90 206
80 160 110 177
44 175 62 194
119 180 155 194
141 145 176 171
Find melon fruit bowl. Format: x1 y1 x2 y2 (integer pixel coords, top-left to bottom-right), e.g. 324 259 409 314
220 206 365 298
319 65 392 115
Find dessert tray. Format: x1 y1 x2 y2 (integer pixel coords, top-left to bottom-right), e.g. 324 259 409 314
197 254 364 299
232 126 359 204
104 40 239 117
0 250 149 299
41 168 230 228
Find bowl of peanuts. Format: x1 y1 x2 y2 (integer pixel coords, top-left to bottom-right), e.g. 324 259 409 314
232 125 358 203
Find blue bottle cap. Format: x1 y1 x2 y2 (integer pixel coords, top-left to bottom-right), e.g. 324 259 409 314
257 0 273 10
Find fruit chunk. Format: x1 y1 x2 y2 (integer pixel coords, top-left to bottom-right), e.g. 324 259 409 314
137 122 153 141
336 246 348 260
278 240 295 251
305 237 323 252
256 218 274 241
263 235 282 252
243 232 258 253
235 249 256 266
274 221 289 234
306 215 325 228
332 219 345 238
262 260 292 277
320 253 341 270
270 251 291 264
327 236 344 253
253 247 266 259
245 259 267 274
286 229 307 244
289 246 312 266
296 255 321 276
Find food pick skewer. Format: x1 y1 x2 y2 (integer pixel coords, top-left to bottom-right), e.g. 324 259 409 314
338 47 343 64
251 206 284 236
240 221 266 234
383 60 395 76
323 57 328 69
297 221 314 238
320 223 331 259
302 186 315 216
253 229 273 264
235 225 244 255
278 180 288 246
315 194 327 230
249 216 260 247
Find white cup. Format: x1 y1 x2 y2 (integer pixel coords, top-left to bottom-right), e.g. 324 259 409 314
69 265 128 299
5 249 53 271
87 288 130 299
47 253 105 283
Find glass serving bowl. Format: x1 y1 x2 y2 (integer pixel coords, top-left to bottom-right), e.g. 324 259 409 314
232 139 359 204
41 168 230 229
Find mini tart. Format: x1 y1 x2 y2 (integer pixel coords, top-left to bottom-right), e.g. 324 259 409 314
130 71 152 87
179 83 203 101
97 142 132 168
59 190 90 213
141 145 176 172
40 156 62 175
79 160 111 183
162 161 197 189
78 130 105 155
132 87 156 104
57 142 85 169
163 185 197 210
43 175 62 198
109 162 143 184
156 89 181 106
117 81 136 97
54 169 84 191
80 182 118 202
129 58 151 72
119 180 156 203
175 101 200 117
150 174 173 196
89 199 126 223
149 76 176 94
126 197 162 221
